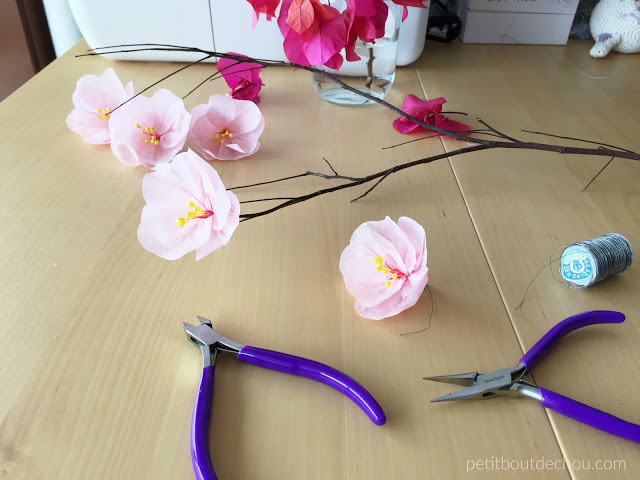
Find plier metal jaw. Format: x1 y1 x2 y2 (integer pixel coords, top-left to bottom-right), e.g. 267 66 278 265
183 316 244 367
183 316 386 480
425 310 640 443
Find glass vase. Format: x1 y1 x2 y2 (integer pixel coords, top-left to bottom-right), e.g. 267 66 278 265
312 0 402 106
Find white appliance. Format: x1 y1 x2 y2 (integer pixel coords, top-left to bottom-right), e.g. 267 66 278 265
67 0 430 66
456 0 579 45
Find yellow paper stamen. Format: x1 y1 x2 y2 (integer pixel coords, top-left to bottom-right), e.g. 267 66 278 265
212 127 233 144
177 201 209 228
137 124 161 146
374 255 405 288
97 107 112 121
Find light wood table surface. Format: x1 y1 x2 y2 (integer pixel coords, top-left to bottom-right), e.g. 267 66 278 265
0 40 637 479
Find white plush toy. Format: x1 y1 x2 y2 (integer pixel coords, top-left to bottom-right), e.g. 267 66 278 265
590 0 640 57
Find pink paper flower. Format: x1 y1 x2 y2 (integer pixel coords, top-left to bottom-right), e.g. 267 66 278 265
108 89 191 169
339 216 428 320
245 0 281 27
393 94 470 137
278 0 348 69
391 0 427 21
217 53 263 103
137 149 240 261
188 94 264 161
66 68 134 144
348 0 388 44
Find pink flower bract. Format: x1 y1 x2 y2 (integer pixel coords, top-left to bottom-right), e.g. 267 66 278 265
108 89 191 169
278 0 348 69
188 94 264 161
391 0 428 21
66 68 134 144
217 53 263 103
392 94 470 137
339 216 428 320
137 149 240 261
246 0 280 27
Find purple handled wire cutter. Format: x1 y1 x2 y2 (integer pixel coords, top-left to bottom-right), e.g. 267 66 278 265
183 316 386 480
424 310 640 443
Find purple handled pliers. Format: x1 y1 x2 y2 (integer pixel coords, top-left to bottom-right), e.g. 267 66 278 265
183 316 386 480
424 310 640 443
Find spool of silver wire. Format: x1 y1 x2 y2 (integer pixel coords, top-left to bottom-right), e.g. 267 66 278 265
560 233 634 289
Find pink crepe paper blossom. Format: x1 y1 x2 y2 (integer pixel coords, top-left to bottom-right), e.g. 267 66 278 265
393 94 470 137
137 149 240 261
188 94 264 161
339 216 428 320
66 68 134 145
108 89 191 169
217 54 263 103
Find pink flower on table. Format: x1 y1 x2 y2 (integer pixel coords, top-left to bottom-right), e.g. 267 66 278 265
339 216 428 320
137 149 240 261
393 94 470 137
217 53 263 103
108 89 191 169
188 94 264 161
66 68 133 144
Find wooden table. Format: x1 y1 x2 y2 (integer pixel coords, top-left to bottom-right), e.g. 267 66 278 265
0 40 637 479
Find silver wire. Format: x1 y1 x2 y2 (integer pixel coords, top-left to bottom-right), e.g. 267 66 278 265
562 233 634 289
514 233 633 308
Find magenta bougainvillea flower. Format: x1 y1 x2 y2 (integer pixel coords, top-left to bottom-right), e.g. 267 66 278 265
392 94 470 137
188 94 264 161
348 0 388 45
278 0 348 69
137 149 240 261
247 0 427 66
392 0 426 21
108 89 191 169
217 53 263 103
339 216 429 320
246 0 281 27
66 68 134 144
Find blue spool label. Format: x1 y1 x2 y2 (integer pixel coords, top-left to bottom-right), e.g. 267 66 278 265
561 247 596 287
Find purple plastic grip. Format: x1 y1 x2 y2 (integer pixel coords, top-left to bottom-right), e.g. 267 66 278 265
520 311 625 370
540 387 640 443
238 345 386 426
191 366 218 480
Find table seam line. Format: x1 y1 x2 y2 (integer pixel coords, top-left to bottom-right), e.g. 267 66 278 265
414 61 572 474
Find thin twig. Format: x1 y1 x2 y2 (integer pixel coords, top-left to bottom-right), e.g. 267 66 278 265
522 130 634 154
582 156 615 192
477 118 522 144
381 129 491 150
239 197 297 203
110 54 212 114
239 145 488 221
351 172 391 202
323 158 339 176
365 47 375 89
